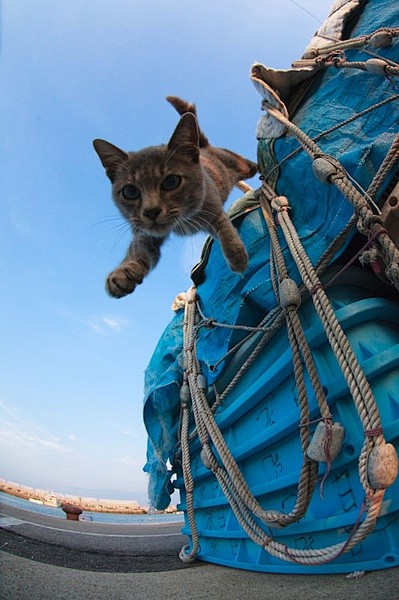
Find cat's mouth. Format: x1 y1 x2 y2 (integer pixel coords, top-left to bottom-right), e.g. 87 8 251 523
142 219 173 237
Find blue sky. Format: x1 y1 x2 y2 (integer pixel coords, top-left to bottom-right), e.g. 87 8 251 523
0 0 333 505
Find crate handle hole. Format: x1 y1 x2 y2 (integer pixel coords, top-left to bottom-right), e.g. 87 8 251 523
344 444 356 456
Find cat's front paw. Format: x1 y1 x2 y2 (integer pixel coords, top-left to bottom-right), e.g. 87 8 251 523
106 264 143 298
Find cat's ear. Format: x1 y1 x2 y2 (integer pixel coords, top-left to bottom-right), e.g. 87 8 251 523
168 113 200 162
93 139 128 182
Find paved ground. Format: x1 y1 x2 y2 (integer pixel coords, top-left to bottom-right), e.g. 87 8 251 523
0 504 188 573
1 502 398 599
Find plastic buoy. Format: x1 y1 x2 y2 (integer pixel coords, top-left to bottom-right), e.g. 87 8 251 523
368 443 399 489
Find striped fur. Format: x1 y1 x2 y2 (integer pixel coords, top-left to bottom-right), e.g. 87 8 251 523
93 97 257 298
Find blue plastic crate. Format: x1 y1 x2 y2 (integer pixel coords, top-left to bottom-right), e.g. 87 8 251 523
143 0 399 573
175 287 399 573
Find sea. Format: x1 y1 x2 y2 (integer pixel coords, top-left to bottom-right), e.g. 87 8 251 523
0 491 184 524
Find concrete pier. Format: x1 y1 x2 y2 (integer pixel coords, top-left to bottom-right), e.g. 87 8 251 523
1 502 398 599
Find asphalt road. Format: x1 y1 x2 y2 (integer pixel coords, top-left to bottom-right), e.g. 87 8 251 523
0 503 189 573
1 502 399 600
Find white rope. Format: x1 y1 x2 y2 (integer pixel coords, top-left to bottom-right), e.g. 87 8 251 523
178 183 397 564
264 106 399 292
178 288 200 562
177 57 399 566
181 288 388 564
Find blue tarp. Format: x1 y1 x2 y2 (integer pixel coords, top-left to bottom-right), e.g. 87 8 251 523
143 0 399 509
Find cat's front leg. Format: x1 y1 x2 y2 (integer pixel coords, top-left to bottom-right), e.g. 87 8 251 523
106 235 165 298
213 213 248 273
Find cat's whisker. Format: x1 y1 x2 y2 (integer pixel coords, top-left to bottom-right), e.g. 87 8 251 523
195 208 219 218
188 212 217 229
177 215 216 236
175 216 198 236
80 215 124 233
77 215 129 241
192 210 221 228
112 220 131 231
97 215 125 224
114 223 132 240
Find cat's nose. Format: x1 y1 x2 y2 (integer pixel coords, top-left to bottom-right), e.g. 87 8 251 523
143 207 162 221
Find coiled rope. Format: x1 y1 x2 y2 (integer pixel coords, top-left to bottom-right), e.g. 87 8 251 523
293 27 399 61
179 282 393 564
178 30 399 565
264 105 399 292
178 133 399 568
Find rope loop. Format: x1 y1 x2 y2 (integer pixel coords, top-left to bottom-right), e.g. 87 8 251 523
179 545 199 563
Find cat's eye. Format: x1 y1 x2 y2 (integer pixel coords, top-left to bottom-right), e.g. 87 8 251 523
161 174 182 191
121 184 141 200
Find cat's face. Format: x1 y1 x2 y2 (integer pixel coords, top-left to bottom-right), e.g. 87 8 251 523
94 113 204 237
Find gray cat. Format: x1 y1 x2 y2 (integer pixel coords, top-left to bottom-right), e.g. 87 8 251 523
93 97 257 297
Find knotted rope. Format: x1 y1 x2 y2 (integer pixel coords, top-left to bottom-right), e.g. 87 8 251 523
177 35 399 564
179 281 394 564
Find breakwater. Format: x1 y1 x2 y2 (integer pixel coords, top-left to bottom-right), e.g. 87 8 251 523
0 478 178 514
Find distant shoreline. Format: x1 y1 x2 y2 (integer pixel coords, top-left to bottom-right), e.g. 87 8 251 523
0 479 178 515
